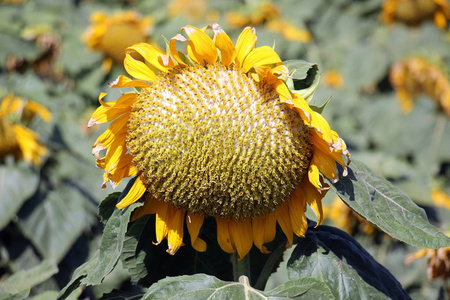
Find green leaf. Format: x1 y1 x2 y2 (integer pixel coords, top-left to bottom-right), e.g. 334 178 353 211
284 59 320 103
331 160 450 248
57 202 142 300
18 185 87 263
0 162 39 230
287 225 410 300
284 60 317 81
143 274 333 299
98 192 121 225
0 260 58 300
99 290 144 300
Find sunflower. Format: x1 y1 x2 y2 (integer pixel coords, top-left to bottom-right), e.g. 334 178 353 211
82 11 154 72
381 0 450 29
0 94 51 165
405 246 450 281
89 24 350 259
390 57 450 116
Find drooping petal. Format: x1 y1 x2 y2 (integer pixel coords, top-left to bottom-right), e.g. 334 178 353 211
288 187 308 237
229 219 253 259
169 34 188 67
235 27 257 67
301 180 325 225
131 194 157 221
154 200 170 244
216 217 235 253
186 213 206 252
182 25 217 65
274 202 293 247
93 114 129 156
212 23 236 66
167 206 186 255
116 175 146 209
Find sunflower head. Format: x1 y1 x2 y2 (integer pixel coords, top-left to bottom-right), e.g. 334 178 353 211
381 0 450 29
0 94 51 165
405 246 450 281
83 11 154 67
89 24 350 258
390 57 450 116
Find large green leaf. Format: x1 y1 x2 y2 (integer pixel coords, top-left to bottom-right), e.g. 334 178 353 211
18 185 87 263
57 201 142 300
143 274 333 299
331 160 450 248
287 226 410 300
0 162 39 230
0 260 58 300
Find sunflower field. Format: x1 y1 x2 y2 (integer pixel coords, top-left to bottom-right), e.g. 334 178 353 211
1 0 450 299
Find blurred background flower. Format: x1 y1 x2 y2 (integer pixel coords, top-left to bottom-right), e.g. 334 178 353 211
0 93 51 165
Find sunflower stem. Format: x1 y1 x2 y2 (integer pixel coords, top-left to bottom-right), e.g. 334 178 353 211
231 253 251 282
254 242 286 290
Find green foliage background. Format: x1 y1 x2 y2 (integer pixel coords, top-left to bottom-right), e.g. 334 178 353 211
0 0 449 299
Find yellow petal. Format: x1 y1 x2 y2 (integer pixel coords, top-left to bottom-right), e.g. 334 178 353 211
288 187 308 237
154 200 170 244
88 93 136 127
108 154 138 188
127 43 169 73
124 50 157 82
301 180 325 225
242 46 281 73
273 80 292 102
131 194 156 222
235 27 257 68
169 34 188 67
186 213 206 252
23 101 52 122
167 206 185 255
92 114 129 155
274 202 293 247
216 217 235 253
182 25 218 65
263 212 277 244
13 124 46 165
252 215 269 254
109 75 150 88
310 147 339 184
229 219 253 259
116 175 146 209
212 23 236 66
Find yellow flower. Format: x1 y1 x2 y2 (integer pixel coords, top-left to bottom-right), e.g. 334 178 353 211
266 19 312 43
226 1 280 27
167 0 218 22
226 2 311 44
325 197 377 236
0 94 51 165
323 70 344 89
381 0 450 29
405 247 450 281
432 188 450 209
390 57 450 116
83 11 154 72
89 24 350 259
